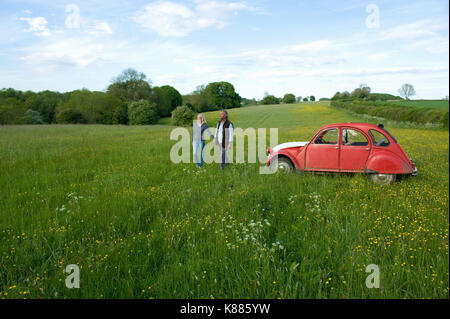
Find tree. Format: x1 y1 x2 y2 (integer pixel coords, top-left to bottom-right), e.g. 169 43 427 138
398 83 416 100
111 104 129 124
182 85 209 113
0 88 26 101
351 84 371 100
56 109 87 124
23 109 44 124
241 98 257 106
107 68 152 103
24 90 62 123
203 82 241 110
128 100 159 125
331 92 341 100
56 89 125 124
260 95 280 105
282 93 296 104
172 105 194 126
310 95 316 101
152 85 182 117
303 97 309 102
296 96 303 103
0 97 26 124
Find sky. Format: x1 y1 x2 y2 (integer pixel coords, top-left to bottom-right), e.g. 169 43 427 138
0 0 448 99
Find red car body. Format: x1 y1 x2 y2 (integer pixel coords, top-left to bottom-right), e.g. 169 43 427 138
267 123 417 178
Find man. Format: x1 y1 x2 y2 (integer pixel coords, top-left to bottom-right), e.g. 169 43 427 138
214 110 233 169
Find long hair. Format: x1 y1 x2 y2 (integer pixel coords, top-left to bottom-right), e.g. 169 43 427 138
198 114 206 125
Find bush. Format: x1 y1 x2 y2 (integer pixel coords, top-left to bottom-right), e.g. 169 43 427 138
441 111 449 128
128 100 159 125
260 95 280 105
330 100 448 127
171 105 194 126
56 109 88 124
112 104 129 125
23 109 44 124
282 93 296 104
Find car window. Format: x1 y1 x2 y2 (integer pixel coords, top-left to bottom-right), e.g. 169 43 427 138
314 128 338 145
342 129 368 146
369 129 390 147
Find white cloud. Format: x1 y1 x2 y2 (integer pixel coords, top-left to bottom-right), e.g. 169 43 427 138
17 3 116 70
20 37 117 68
88 21 113 35
407 37 449 54
133 0 255 36
378 19 449 54
288 40 335 53
19 17 51 37
219 40 344 69
367 53 390 62
64 4 113 35
302 66 448 77
379 19 446 41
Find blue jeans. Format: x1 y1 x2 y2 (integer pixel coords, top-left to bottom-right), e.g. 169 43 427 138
193 140 206 167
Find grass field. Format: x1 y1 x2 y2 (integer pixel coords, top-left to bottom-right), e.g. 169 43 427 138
0 102 448 298
387 100 449 110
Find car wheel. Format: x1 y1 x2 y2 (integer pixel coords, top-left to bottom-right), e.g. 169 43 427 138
369 173 396 185
270 157 294 174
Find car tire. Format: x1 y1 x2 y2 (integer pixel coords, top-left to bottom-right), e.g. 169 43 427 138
270 157 294 174
369 173 396 185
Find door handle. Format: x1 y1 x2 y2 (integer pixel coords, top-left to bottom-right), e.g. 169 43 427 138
366 148 370 151
335 146 339 150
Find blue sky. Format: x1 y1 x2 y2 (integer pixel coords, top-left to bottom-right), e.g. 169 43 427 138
0 0 448 99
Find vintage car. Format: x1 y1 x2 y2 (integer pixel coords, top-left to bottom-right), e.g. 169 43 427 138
267 123 417 184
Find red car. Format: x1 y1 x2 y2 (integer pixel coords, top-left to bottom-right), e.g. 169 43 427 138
267 123 417 184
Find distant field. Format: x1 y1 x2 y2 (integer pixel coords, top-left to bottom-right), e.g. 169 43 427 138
0 102 448 298
387 99 449 109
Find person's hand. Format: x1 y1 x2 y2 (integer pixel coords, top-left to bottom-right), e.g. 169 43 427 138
214 138 217 144
227 143 232 150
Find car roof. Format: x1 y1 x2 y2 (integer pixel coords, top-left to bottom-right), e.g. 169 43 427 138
320 122 383 131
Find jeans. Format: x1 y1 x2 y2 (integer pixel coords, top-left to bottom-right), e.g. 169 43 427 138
193 140 205 167
220 145 229 169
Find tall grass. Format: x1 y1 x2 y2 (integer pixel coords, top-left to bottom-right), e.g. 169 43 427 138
331 100 449 128
0 103 448 298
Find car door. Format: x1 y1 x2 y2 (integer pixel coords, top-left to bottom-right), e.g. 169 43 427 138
305 128 340 170
340 128 371 171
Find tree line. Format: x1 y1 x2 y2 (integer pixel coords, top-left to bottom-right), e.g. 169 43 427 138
331 83 415 102
0 68 243 125
247 93 318 106
329 83 449 128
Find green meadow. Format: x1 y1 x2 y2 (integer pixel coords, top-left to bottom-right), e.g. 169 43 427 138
0 102 448 298
387 99 449 110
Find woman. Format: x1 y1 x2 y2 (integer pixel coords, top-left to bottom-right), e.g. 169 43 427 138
192 114 214 168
